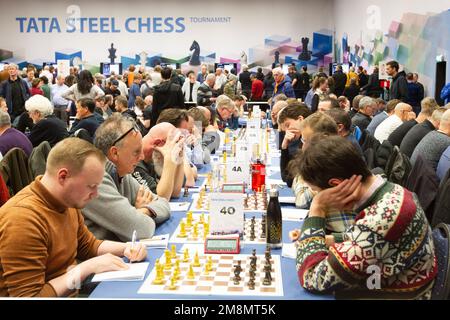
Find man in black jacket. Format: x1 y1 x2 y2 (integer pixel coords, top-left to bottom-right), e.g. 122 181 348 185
386 60 408 102
0 64 30 122
151 67 184 128
239 64 252 99
332 64 347 97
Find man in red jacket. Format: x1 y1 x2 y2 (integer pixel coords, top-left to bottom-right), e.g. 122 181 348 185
250 73 264 101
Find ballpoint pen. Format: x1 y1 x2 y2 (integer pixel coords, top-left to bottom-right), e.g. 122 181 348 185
130 230 137 263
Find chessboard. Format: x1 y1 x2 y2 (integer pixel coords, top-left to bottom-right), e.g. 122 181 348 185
189 191 268 213
169 213 267 244
138 248 283 296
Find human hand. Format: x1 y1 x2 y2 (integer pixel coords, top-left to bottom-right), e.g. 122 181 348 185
281 129 299 149
124 242 147 263
309 175 362 218
86 253 129 274
289 229 301 241
135 185 153 209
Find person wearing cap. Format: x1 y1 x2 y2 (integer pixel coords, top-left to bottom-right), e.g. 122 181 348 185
104 79 122 99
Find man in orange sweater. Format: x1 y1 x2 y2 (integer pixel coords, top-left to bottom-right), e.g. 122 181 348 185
0 138 147 297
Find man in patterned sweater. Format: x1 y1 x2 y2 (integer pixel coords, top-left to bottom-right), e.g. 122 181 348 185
295 135 437 299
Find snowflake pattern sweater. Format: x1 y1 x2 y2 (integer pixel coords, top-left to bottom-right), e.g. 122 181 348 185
296 181 437 299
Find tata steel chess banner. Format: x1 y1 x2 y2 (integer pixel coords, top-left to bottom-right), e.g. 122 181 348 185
0 0 333 65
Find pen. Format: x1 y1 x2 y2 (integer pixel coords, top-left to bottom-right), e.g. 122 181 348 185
130 230 137 263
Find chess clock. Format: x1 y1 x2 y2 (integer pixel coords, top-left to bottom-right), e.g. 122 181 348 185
204 234 240 254
221 183 245 193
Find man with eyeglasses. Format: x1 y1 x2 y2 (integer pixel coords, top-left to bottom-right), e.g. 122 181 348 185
133 122 186 200
82 114 170 242
351 96 376 132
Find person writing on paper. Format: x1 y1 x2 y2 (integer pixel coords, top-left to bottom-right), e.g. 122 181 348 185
0 138 147 297
82 114 170 242
133 122 185 199
293 135 436 299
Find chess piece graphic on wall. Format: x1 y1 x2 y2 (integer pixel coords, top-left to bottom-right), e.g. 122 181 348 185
272 51 280 68
189 40 201 66
240 51 248 66
108 43 117 64
298 37 312 61
139 51 148 68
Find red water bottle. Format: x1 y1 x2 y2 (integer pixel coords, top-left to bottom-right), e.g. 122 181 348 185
251 159 266 191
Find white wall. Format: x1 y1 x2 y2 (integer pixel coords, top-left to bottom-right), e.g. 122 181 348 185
333 0 449 44
1 0 334 64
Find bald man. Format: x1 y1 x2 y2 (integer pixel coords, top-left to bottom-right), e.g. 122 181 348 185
132 122 186 199
374 102 413 143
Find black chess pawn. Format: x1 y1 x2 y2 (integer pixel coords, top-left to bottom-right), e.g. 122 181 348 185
233 261 243 284
263 269 272 286
183 186 189 197
252 249 256 257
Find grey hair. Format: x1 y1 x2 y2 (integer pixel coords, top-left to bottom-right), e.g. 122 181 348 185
0 110 11 127
359 97 374 110
216 95 235 111
206 73 215 82
431 107 447 123
25 95 54 116
94 114 136 155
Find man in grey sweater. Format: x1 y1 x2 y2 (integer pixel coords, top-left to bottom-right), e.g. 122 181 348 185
82 114 170 242
411 109 450 170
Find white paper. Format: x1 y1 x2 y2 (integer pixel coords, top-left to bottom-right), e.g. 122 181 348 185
282 208 309 221
137 234 169 248
169 201 191 212
282 242 297 259
92 262 149 282
179 243 205 254
278 196 296 204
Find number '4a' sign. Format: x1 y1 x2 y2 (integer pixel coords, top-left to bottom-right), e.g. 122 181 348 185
210 193 244 235
226 161 250 185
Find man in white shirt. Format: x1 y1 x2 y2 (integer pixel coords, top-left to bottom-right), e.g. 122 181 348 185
374 102 413 143
214 68 227 91
51 75 70 124
40 66 54 84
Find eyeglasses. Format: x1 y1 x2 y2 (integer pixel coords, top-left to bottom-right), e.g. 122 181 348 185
112 121 140 146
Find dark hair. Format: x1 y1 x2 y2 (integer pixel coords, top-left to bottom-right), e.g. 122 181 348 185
323 98 340 109
257 67 262 73
32 78 41 88
277 102 311 124
65 75 76 87
233 95 245 102
386 61 399 72
296 135 371 189
77 70 94 95
406 73 414 81
186 70 195 77
79 98 96 113
157 108 189 128
114 96 128 109
386 99 401 113
312 77 327 90
325 108 352 131
39 75 49 85
161 67 172 80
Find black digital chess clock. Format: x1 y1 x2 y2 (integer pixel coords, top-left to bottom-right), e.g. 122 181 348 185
204 235 240 254
221 183 245 193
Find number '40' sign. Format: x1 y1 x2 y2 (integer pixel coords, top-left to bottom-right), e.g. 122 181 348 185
209 193 244 235
220 207 236 215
